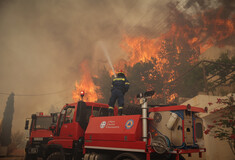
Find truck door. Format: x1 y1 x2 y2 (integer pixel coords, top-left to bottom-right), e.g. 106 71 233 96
184 110 194 145
57 106 76 139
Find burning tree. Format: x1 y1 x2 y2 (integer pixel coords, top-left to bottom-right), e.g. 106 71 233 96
72 60 102 102
73 1 235 105
111 4 235 103
204 95 235 155
124 60 164 104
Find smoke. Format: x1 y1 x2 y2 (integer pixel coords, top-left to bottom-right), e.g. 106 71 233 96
0 0 159 131
0 93 14 146
127 0 235 40
0 0 234 132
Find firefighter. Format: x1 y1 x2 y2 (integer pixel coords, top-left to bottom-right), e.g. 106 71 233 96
108 70 130 116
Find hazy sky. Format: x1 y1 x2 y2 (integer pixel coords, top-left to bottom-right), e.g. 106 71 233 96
0 0 164 131
0 0 234 132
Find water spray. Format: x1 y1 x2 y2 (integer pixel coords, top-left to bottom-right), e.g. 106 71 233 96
98 41 117 78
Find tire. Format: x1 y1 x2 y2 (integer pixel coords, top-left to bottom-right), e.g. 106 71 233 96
25 153 37 160
47 152 64 160
168 154 185 160
114 153 145 160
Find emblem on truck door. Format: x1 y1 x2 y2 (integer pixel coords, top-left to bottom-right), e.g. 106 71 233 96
125 119 134 129
100 121 106 128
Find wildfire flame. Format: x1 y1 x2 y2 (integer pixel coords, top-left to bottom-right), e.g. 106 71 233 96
72 60 101 102
120 36 168 75
119 7 234 102
73 7 234 103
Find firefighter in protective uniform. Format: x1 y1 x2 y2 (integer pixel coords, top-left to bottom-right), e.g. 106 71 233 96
108 70 130 116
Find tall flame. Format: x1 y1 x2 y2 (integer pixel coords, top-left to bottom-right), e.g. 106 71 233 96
120 36 168 75
72 60 101 102
119 7 234 102
73 7 234 103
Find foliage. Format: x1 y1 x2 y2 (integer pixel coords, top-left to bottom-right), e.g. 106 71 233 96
94 52 234 105
206 53 235 80
0 121 1 143
0 93 14 146
176 53 235 98
175 64 204 98
93 66 112 103
8 131 25 153
125 60 164 104
204 95 235 155
205 53 235 91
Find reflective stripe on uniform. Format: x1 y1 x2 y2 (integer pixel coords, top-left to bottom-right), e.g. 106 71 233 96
118 106 123 109
109 106 114 109
113 78 125 81
125 82 130 85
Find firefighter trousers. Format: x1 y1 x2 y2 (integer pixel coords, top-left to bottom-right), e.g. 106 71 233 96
108 89 124 115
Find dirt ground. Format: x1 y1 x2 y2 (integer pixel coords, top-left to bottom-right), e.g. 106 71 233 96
0 157 24 160
0 149 24 160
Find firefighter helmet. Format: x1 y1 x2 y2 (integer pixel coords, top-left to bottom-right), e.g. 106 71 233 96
117 70 124 74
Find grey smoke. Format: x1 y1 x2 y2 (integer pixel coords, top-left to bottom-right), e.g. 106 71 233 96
0 0 233 132
0 0 153 132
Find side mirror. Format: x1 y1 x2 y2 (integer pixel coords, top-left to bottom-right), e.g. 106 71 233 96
25 120 29 130
51 113 58 124
49 124 56 131
31 114 37 119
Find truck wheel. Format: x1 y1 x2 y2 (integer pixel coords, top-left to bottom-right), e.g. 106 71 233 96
25 153 37 160
169 154 186 160
47 152 64 160
114 153 144 160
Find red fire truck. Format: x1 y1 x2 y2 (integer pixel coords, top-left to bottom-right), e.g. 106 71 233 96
24 112 58 160
45 91 206 160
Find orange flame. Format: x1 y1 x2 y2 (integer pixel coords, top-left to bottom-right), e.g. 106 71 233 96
73 7 234 103
119 8 234 102
167 93 178 103
120 36 168 75
72 60 101 102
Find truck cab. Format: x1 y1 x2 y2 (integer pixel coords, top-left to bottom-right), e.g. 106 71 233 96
25 112 57 160
45 101 115 159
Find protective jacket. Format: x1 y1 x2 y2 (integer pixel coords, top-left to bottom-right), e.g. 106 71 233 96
111 73 130 94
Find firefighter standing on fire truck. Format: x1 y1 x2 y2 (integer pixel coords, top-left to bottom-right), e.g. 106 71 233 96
108 70 130 116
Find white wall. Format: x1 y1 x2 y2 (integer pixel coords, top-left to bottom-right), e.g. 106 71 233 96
182 94 235 160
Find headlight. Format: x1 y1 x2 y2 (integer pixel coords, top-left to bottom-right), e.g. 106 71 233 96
33 137 43 141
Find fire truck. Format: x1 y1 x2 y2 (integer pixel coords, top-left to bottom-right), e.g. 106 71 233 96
44 91 206 160
24 112 58 160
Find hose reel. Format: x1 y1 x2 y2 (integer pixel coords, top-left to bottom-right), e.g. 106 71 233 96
151 135 170 154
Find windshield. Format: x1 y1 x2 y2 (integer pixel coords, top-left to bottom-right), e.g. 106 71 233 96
35 117 52 129
93 107 108 117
